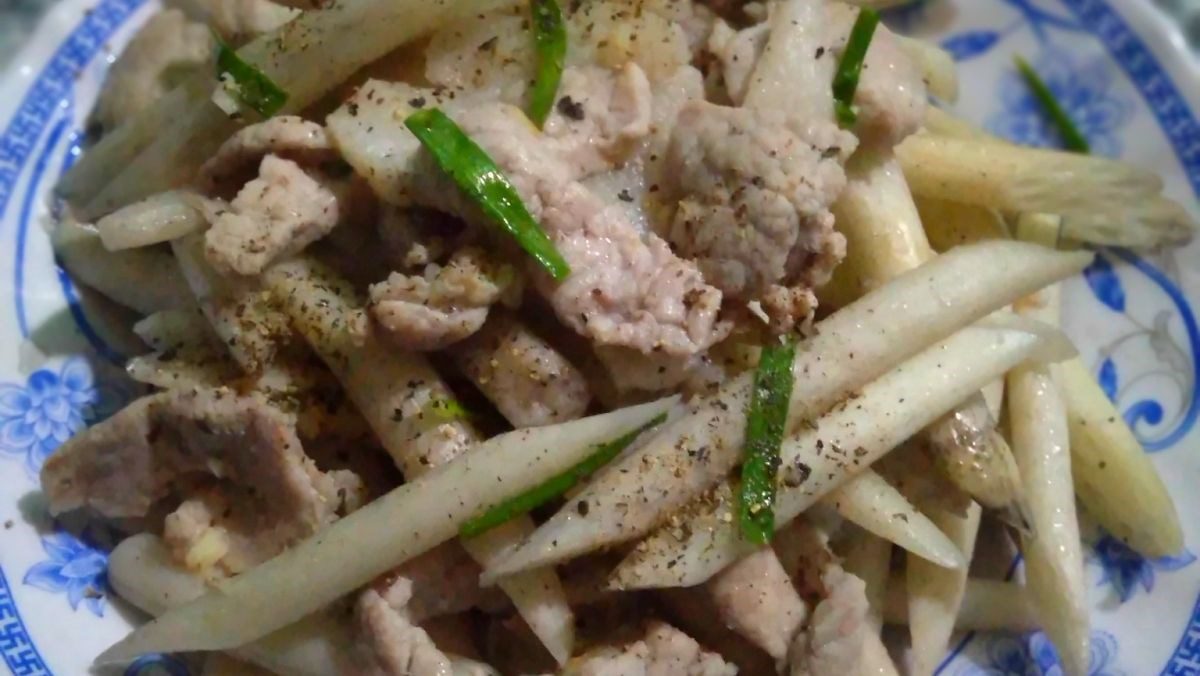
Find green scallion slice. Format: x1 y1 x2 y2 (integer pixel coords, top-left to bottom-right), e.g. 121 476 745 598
832 8 880 127
528 0 567 128
215 40 288 118
737 341 796 544
460 412 667 537
1014 56 1090 154
405 108 571 281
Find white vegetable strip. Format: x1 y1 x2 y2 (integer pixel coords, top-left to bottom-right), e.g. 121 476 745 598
171 234 286 373
96 396 675 662
915 196 1009 252
883 576 1037 631
905 501 981 676
58 83 201 204
109 534 361 675
896 35 957 102
840 530 891 632
52 220 193 315
1009 285 1090 676
81 0 512 216
743 0 833 118
611 323 1054 589
485 243 1089 581
96 190 206 250
824 469 965 570
820 149 931 308
898 134 1162 216
1060 357 1183 558
263 257 574 664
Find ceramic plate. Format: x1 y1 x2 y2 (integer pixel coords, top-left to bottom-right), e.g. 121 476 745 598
1 0 1199 674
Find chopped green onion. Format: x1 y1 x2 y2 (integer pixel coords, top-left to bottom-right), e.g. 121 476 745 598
528 0 567 128
460 412 667 537
428 397 470 422
405 108 571 281
1014 56 1090 154
737 341 796 544
214 39 288 118
832 7 880 127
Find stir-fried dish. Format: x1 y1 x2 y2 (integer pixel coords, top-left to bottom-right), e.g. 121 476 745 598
43 0 1194 674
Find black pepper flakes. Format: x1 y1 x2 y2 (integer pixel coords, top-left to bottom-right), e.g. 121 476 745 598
557 96 586 121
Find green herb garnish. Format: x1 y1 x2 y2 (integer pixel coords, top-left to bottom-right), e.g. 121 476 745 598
737 341 796 544
214 39 288 118
528 0 567 128
1014 56 1090 153
460 413 667 537
405 108 571 281
832 8 880 127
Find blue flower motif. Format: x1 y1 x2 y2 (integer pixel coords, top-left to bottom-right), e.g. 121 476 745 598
0 357 125 477
959 630 1125 675
125 653 191 676
1083 254 1126 314
986 48 1134 156
1091 534 1196 603
23 528 109 617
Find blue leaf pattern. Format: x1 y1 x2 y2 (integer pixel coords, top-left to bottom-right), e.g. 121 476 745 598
959 630 1125 675
1097 358 1118 401
0 356 129 478
22 528 109 617
1091 535 1197 604
942 30 1002 61
1083 255 1126 313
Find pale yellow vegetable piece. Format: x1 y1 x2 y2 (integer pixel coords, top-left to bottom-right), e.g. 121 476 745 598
1010 285 1090 676
905 501 982 676
825 469 966 570
884 576 1038 632
611 323 1054 589
1060 358 1183 558
485 243 1091 581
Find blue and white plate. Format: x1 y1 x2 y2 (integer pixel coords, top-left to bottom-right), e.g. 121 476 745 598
1 1 1198 674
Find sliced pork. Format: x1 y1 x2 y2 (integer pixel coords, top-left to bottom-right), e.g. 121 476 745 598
565 622 738 676
455 312 592 427
199 116 335 193
368 248 516 351
663 101 851 332
204 155 340 276
41 388 354 574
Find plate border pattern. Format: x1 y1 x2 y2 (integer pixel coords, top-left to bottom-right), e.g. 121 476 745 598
0 0 1198 674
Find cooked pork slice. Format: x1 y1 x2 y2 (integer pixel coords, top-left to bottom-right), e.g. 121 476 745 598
199 116 335 192
663 101 850 332
454 312 592 427
356 587 456 676
41 389 351 572
89 10 212 136
204 155 340 276
166 0 299 45
369 248 516 351
706 18 769 105
788 568 873 676
542 64 653 175
565 622 737 676
371 542 506 623
411 103 729 359
708 546 807 664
